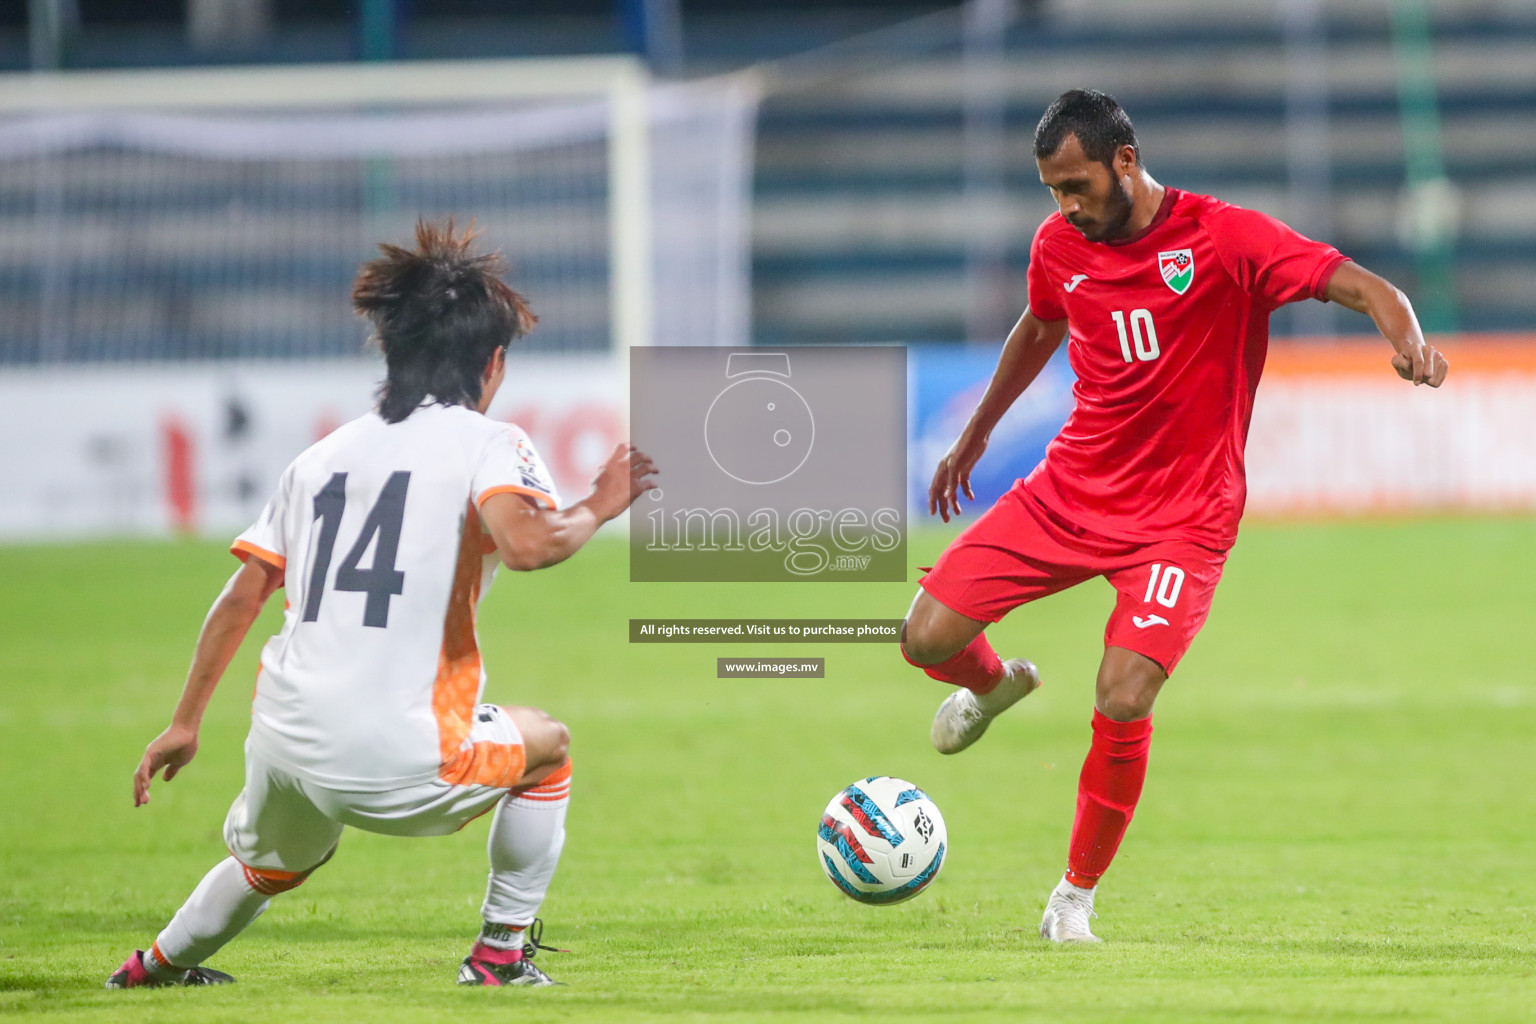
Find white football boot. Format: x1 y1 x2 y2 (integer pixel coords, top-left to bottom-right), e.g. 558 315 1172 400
1039 876 1101 943
929 658 1041 755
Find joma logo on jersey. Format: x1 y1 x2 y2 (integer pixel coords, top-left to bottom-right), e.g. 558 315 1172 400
1158 249 1194 295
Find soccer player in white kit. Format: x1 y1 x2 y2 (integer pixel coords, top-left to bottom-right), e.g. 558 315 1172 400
107 221 656 989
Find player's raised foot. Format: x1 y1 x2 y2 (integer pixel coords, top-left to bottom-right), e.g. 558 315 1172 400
458 943 559 987
1039 877 1102 943
930 658 1041 755
105 950 236 989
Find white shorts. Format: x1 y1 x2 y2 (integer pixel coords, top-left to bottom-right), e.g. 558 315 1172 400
225 703 524 874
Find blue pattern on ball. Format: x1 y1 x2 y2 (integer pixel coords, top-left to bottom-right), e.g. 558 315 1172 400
817 820 883 885
841 785 905 847
822 843 947 906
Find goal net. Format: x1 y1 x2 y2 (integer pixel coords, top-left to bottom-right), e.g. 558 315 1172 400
0 58 758 364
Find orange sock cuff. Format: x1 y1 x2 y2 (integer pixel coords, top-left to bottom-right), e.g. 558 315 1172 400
517 758 572 802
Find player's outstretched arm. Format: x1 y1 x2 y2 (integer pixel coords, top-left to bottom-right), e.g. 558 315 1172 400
482 443 657 572
134 556 283 806
929 308 1068 522
1324 261 1449 387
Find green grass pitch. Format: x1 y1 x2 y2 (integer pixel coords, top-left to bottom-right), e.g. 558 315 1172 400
1 518 1533 1022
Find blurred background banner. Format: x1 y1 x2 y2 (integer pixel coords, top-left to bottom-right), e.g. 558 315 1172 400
908 343 1073 515
1 0 1533 540
909 336 1536 526
0 356 621 539
1247 337 1536 515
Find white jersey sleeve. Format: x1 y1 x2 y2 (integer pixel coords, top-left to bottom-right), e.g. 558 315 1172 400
232 465 294 570
472 424 560 511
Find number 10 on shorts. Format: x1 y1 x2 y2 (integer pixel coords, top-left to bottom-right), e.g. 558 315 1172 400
1143 563 1185 608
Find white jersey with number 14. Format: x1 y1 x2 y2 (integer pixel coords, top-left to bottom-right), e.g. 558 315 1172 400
231 404 560 793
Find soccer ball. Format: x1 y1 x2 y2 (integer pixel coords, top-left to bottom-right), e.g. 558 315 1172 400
816 776 947 905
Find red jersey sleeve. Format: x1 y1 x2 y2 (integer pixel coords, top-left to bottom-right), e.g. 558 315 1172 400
1204 206 1348 309
1025 219 1068 322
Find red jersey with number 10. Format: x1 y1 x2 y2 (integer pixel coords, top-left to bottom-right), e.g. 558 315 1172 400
1022 188 1347 550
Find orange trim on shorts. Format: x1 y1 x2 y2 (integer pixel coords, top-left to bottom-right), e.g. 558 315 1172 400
231 539 286 571
231 844 335 896
239 862 306 896
454 799 501 832
476 484 556 510
435 502 527 789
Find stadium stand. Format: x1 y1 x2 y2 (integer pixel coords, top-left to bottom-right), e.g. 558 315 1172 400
0 1 1531 352
749 1 1536 344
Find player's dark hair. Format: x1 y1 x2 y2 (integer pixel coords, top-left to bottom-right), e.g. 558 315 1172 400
353 219 536 425
1033 89 1140 168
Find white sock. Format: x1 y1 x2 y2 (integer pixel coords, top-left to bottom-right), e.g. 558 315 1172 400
974 661 1028 715
154 857 271 968
1056 875 1097 900
482 771 570 928
476 920 526 952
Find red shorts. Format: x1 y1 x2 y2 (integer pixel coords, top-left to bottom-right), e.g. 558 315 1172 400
920 482 1229 675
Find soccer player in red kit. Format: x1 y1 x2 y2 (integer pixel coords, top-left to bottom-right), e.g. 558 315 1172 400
900 89 1449 942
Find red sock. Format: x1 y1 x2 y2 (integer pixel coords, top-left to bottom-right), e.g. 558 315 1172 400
1065 710 1153 888
902 633 1004 694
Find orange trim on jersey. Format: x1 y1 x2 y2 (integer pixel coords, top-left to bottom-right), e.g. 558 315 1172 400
231 539 286 571
441 740 528 790
476 484 556 510
1263 334 1536 378
435 501 527 789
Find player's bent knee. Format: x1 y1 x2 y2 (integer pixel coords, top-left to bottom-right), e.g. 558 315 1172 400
502 705 570 771
901 622 973 667
1095 674 1163 721
899 618 949 666
1095 647 1166 720
900 631 944 667
1096 691 1155 722
901 590 987 666
1095 672 1162 721
543 720 571 766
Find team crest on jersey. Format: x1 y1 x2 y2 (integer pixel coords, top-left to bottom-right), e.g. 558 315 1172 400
1158 249 1194 295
